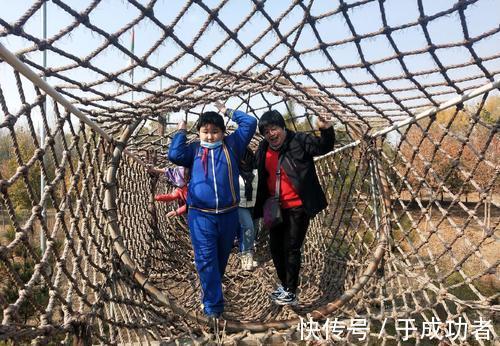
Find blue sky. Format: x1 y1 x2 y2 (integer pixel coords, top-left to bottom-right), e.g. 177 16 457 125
1 0 499 131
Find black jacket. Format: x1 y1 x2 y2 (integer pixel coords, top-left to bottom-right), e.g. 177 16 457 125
253 127 335 218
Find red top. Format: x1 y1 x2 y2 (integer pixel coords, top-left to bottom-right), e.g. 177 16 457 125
265 148 302 209
155 185 188 215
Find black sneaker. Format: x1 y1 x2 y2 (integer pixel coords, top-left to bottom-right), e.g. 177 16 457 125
269 285 285 301
274 290 298 306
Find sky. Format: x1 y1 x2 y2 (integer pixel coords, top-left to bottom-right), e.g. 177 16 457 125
0 0 499 134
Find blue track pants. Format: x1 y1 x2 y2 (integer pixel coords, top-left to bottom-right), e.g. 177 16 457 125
188 208 239 316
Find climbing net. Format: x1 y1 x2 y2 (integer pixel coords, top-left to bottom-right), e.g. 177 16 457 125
0 0 498 344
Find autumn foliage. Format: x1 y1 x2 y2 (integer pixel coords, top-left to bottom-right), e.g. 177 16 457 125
397 96 499 197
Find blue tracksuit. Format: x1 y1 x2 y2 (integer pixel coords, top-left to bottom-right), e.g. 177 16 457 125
168 110 257 316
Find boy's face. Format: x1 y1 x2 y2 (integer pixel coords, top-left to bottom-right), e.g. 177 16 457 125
263 125 286 149
199 123 223 143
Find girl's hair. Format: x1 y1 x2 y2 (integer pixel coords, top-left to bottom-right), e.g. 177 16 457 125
183 167 191 183
258 109 286 135
165 167 187 187
239 148 255 173
197 111 225 132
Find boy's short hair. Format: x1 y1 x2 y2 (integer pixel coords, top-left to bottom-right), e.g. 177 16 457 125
258 110 286 135
197 111 225 132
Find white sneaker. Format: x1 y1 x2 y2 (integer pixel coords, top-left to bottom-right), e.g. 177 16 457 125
241 253 255 271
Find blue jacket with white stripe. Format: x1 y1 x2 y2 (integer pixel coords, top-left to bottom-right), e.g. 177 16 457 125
168 110 257 213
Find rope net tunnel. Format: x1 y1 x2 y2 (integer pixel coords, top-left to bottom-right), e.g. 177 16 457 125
0 0 498 344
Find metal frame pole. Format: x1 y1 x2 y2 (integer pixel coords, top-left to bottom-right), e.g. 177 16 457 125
315 80 500 162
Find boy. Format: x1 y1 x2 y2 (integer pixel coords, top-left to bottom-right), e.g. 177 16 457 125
168 102 257 318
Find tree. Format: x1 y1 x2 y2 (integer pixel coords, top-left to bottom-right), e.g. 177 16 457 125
0 128 41 211
0 124 70 212
478 95 500 125
283 101 312 132
397 99 499 196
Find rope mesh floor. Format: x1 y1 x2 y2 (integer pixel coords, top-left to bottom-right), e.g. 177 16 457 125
0 0 498 344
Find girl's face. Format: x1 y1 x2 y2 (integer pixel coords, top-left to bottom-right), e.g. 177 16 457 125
199 123 223 142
